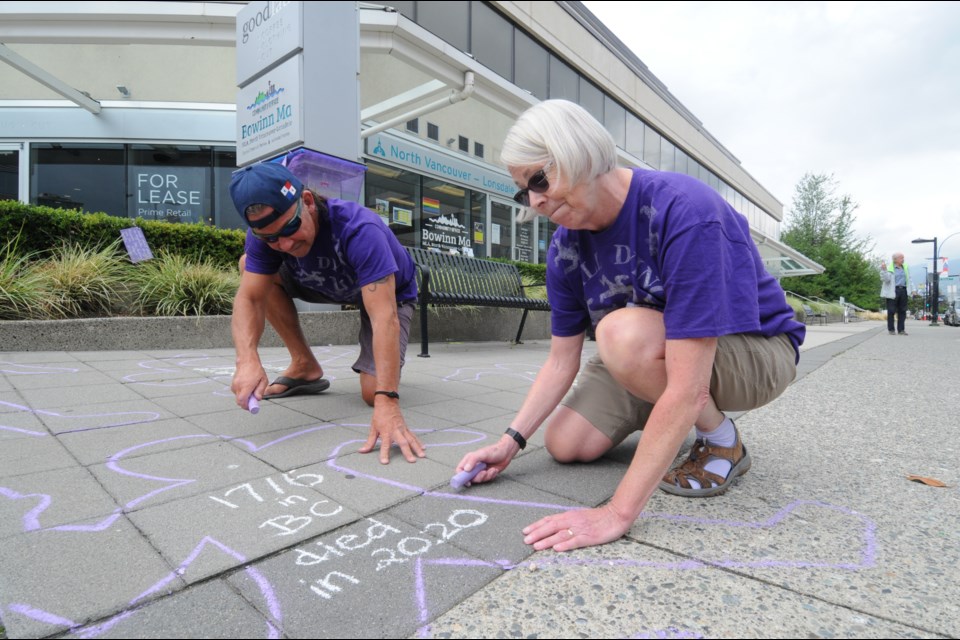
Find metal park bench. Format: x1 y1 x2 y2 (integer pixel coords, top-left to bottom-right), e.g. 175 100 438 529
801 303 827 326
407 248 550 357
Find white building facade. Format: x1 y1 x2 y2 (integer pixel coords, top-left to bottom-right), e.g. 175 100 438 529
0 1 820 275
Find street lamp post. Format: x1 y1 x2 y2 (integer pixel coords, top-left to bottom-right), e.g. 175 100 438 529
912 237 939 325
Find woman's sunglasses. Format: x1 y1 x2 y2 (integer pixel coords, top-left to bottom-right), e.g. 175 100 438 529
513 162 553 206
252 198 302 244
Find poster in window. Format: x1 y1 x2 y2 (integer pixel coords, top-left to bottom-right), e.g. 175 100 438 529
473 221 484 244
516 223 533 263
421 196 441 215
392 207 412 226
129 166 208 224
422 212 470 253
374 198 390 225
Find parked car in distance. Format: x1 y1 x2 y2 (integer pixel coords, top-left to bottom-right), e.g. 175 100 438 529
943 305 959 326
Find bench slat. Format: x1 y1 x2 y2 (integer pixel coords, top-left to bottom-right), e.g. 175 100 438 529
407 248 550 356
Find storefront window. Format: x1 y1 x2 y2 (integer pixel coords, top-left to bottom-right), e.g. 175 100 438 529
29 143 235 226
364 161 419 247
128 145 211 225
364 158 546 265
538 216 555 265
0 149 18 201
214 148 240 229
31 144 125 216
490 199 514 260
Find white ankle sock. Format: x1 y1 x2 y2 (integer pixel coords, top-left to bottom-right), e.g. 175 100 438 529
683 417 736 490
697 416 736 447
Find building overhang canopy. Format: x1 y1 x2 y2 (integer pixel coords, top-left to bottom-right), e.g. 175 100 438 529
751 230 824 278
1 1 825 281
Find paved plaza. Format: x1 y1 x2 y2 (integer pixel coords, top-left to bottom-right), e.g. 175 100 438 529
1 320 958 638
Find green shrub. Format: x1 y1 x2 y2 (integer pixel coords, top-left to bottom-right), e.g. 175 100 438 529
520 275 547 300
34 241 133 318
486 256 547 284
134 252 240 317
0 234 65 320
0 200 245 269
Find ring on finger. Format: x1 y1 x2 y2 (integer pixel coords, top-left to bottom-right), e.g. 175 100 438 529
567 528 574 537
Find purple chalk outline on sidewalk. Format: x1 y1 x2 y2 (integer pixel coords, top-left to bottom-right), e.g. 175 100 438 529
411 499 879 636
2 416 879 639
4 540 283 639
28 537 283 639
442 362 544 383
74 537 282 639
323 428 580 511
120 348 357 389
121 353 233 387
0 362 79 375
5 604 78 630
0 400 160 437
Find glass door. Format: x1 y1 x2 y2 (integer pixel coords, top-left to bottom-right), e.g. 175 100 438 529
489 199 514 259
489 198 539 263
487 198 546 264
0 144 21 202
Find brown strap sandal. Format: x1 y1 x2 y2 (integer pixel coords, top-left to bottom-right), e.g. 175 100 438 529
659 430 752 498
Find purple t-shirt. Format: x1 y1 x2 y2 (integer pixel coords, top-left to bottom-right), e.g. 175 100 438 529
547 169 805 361
243 198 417 304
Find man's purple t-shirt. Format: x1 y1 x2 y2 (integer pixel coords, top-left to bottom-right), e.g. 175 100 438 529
547 168 805 361
243 198 417 304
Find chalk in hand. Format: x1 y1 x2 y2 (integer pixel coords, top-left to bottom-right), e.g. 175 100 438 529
247 395 260 415
450 462 487 489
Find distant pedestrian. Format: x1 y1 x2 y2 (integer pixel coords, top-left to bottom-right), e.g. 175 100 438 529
880 252 910 335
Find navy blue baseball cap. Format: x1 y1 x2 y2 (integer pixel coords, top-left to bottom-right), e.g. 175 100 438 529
229 163 303 229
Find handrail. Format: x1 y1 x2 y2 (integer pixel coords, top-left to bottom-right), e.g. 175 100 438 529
783 290 817 304
785 291 868 317
784 291 841 309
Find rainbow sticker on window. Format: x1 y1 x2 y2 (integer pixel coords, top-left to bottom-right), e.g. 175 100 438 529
422 197 440 214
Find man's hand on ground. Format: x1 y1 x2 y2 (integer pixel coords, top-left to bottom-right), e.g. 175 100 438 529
360 403 426 464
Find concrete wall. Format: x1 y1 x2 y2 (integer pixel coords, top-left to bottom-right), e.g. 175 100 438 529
0 306 551 352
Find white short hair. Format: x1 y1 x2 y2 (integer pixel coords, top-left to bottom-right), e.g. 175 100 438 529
502 100 617 223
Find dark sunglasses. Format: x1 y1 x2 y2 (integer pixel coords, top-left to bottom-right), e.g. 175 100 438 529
512 162 553 206
251 198 302 243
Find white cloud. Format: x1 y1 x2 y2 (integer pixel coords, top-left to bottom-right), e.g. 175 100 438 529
582 0 960 273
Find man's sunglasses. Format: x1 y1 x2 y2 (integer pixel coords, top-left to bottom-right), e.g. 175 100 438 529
251 198 302 243
513 162 552 206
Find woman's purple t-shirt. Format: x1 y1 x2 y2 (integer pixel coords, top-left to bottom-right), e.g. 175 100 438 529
546 169 804 361
243 198 417 304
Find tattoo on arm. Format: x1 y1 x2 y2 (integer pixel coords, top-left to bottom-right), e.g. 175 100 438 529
366 276 389 292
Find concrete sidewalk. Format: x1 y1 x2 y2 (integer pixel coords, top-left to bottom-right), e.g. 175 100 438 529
1 319 957 638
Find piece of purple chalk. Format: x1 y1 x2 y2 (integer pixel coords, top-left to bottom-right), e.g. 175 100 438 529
247 396 260 415
450 462 487 488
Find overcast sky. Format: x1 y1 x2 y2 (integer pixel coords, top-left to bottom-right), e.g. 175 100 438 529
582 1 960 277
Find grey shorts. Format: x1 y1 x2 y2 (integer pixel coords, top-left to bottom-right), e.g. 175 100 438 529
561 333 797 443
279 264 415 376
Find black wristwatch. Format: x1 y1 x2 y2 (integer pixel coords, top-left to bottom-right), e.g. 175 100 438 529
505 427 527 450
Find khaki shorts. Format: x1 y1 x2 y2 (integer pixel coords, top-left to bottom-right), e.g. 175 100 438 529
279 264 415 376
561 333 797 443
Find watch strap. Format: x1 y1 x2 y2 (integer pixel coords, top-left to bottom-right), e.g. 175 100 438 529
505 427 527 450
